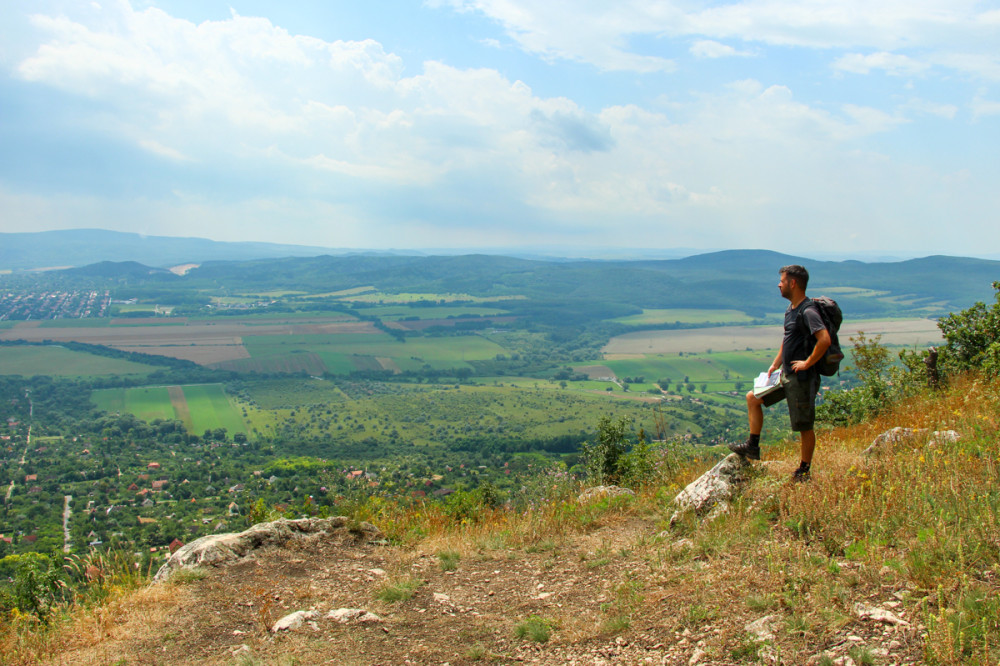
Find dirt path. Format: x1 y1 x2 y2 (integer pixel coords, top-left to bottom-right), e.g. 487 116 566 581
44 510 925 666
167 386 192 432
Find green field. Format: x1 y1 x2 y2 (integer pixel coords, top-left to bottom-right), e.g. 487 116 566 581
0 345 157 377
180 384 248 435
584 350 774 391
341 292 524 304
239 379 718 447
37 318 112 328
365 305 509 320
92 384 247 436
228 332 506 375
610 308 756 325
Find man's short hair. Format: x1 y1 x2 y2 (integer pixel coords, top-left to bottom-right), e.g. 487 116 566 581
779 264 809 290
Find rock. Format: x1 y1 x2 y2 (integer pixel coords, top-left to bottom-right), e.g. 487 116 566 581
689 647 707 664
578 485 636 502
327 607 382 623
670 453 751 524
271 610 318 632
745 614 780 642
433 593 451 604
853 603 910 626
864 427 961 456
153 516 381 583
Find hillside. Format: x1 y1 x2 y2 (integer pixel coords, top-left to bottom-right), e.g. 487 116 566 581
9 376 998 665
0 229 363 271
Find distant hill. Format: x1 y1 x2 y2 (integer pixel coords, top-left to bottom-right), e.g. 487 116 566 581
0 229 369 271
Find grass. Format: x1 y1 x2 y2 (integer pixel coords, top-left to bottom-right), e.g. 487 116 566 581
374 576 423 602
6 375 1000 664
514 615 554 643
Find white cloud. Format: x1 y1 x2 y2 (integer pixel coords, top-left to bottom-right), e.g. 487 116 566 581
972 96 1000 118
690 40 754 59
437 0 1000 82
4 1 998 254
833 52 930 76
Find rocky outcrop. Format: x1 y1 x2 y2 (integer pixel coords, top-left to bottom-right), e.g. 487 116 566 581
669 453 751 524
863 427 960 456
577 485 635 502
153 516 381 583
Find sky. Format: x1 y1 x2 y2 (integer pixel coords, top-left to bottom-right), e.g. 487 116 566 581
1 0 998 258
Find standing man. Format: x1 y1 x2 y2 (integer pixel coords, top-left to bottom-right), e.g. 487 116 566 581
730 265 830 481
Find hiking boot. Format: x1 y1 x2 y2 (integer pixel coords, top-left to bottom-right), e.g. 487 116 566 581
792 463 811 483
728 438 760 460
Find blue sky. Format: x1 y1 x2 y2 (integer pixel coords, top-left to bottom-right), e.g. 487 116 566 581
1 0 998 258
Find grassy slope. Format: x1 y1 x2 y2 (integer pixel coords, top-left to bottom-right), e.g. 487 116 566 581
7 376 999 664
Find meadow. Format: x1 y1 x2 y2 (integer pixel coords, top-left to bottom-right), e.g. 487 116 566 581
0 345 156 377
91 383 247 436
229 332 507 375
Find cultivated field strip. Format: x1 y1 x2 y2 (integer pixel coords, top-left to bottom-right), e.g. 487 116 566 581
604 318 944 356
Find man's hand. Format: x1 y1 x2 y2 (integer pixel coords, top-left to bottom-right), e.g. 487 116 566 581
790 359 810 373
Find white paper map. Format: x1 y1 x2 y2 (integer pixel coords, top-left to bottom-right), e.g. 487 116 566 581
752 369 782 398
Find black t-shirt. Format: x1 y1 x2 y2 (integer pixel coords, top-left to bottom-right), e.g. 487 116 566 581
782 298 826 375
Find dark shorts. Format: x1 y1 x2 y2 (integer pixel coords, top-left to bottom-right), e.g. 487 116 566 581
761 370 820 432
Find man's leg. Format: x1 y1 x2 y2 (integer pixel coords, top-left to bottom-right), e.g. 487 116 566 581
799 429 815 464
729 392 764 459
747 391 764 435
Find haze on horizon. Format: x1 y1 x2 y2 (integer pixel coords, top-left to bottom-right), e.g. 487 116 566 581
1 1 998 258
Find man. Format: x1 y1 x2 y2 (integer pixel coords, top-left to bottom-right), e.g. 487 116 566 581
729 265 831 481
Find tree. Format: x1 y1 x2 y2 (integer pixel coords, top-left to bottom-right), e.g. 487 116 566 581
938 280 1000 378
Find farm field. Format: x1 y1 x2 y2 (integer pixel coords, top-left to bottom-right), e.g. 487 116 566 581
340 292 525 304
0 345 157 376
92 383 247 436
365 305 510 320
0 316 380 366
609 308 757 325
603 317 943 356
231 332 506 375
237 378 726 449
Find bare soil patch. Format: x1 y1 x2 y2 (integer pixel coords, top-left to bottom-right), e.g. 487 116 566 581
43 508 925 666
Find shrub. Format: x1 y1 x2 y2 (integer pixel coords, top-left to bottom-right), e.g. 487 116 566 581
581 416 655 488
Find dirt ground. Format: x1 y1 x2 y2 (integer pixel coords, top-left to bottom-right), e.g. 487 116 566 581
44 512 926 666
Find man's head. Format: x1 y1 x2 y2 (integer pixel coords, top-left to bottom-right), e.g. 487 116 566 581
778 264 809 300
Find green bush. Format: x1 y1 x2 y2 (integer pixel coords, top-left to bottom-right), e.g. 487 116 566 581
0 553 66 623
938 280 1000 378
581 416 654 488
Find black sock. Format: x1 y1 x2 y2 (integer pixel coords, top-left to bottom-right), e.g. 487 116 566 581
748 434 760 447
798 461 811 471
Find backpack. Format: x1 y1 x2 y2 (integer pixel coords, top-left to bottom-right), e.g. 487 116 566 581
802 296 844 376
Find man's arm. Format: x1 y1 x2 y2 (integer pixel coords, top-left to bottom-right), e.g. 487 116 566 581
790 328 831 373
768 343 783 375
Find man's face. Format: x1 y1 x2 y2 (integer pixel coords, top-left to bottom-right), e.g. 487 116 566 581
778 273 794 300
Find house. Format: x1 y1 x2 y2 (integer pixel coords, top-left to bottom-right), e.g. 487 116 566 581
142 498 154 508
138 517 157 525
24 474 37 482
168 538 184 554
127 483 139 492
228 502 240 516
147 462 161 470
151 480 169 491
23 535 37 543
